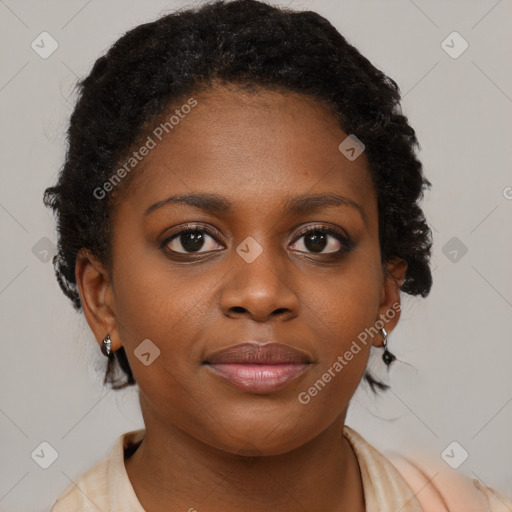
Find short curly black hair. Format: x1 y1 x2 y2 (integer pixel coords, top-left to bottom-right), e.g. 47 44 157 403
44 0 433 391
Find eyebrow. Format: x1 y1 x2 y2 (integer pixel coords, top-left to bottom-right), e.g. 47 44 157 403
144 192 366 223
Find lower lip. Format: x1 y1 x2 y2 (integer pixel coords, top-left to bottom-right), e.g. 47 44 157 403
206 363 310 393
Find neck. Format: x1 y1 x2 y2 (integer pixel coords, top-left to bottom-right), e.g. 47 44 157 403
125 396 365 512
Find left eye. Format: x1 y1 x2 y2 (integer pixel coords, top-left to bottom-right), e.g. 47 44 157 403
164 228 223 254
289 227 348 254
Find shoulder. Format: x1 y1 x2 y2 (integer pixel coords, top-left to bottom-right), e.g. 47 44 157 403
343 426 512 512
50 455 110 511
472 480 512 512
50 429 146 512
389 453 512 512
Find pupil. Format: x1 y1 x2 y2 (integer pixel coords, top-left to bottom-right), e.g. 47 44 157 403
181 231 204 252
305 232 327 253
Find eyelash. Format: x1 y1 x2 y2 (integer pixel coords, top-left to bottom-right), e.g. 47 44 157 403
161 223 353 258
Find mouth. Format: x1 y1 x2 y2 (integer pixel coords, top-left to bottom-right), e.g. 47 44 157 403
203 342 312 394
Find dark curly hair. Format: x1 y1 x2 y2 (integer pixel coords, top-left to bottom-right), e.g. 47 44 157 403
44 0 433 391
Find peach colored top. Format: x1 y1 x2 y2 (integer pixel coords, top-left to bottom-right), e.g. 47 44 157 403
51 426 512 511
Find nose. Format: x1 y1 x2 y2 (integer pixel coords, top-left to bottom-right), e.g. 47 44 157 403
219 242 299 323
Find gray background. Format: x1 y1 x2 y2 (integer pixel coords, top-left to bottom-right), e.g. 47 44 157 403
1 0 511 510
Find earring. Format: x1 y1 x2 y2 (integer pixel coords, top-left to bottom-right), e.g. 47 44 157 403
380 327 396 366
101 334 112 357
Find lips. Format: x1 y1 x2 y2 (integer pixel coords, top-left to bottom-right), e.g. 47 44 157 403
204 342 312 393
205 342 312 364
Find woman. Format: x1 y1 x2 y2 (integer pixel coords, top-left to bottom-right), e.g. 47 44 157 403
46 0 511 510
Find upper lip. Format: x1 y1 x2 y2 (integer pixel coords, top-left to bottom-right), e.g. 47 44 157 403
204 342 312 364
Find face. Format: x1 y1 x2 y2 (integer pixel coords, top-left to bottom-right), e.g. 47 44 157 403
78 87 405 456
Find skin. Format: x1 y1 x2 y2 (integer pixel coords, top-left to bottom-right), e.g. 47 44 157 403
76 87 407 512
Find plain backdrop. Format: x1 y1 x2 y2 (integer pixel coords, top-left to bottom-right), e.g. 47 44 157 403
1 0 511 510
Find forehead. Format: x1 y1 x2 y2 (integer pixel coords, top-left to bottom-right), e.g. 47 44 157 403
120 87 376 220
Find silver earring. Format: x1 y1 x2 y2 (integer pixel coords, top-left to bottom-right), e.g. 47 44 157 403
101 334 112 357
380 328 396 366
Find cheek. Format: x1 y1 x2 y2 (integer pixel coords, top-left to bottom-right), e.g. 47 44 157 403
303 286 375 379
113 264 202 353
112 221 192 334
303 260 382 347
294 299 374 419
109 240 197 378
297 258 382 396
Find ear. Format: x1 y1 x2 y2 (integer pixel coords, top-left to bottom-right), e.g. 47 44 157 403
372 257 407 347
75 248 121 352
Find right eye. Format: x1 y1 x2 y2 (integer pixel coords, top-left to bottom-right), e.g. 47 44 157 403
162 225 225 254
